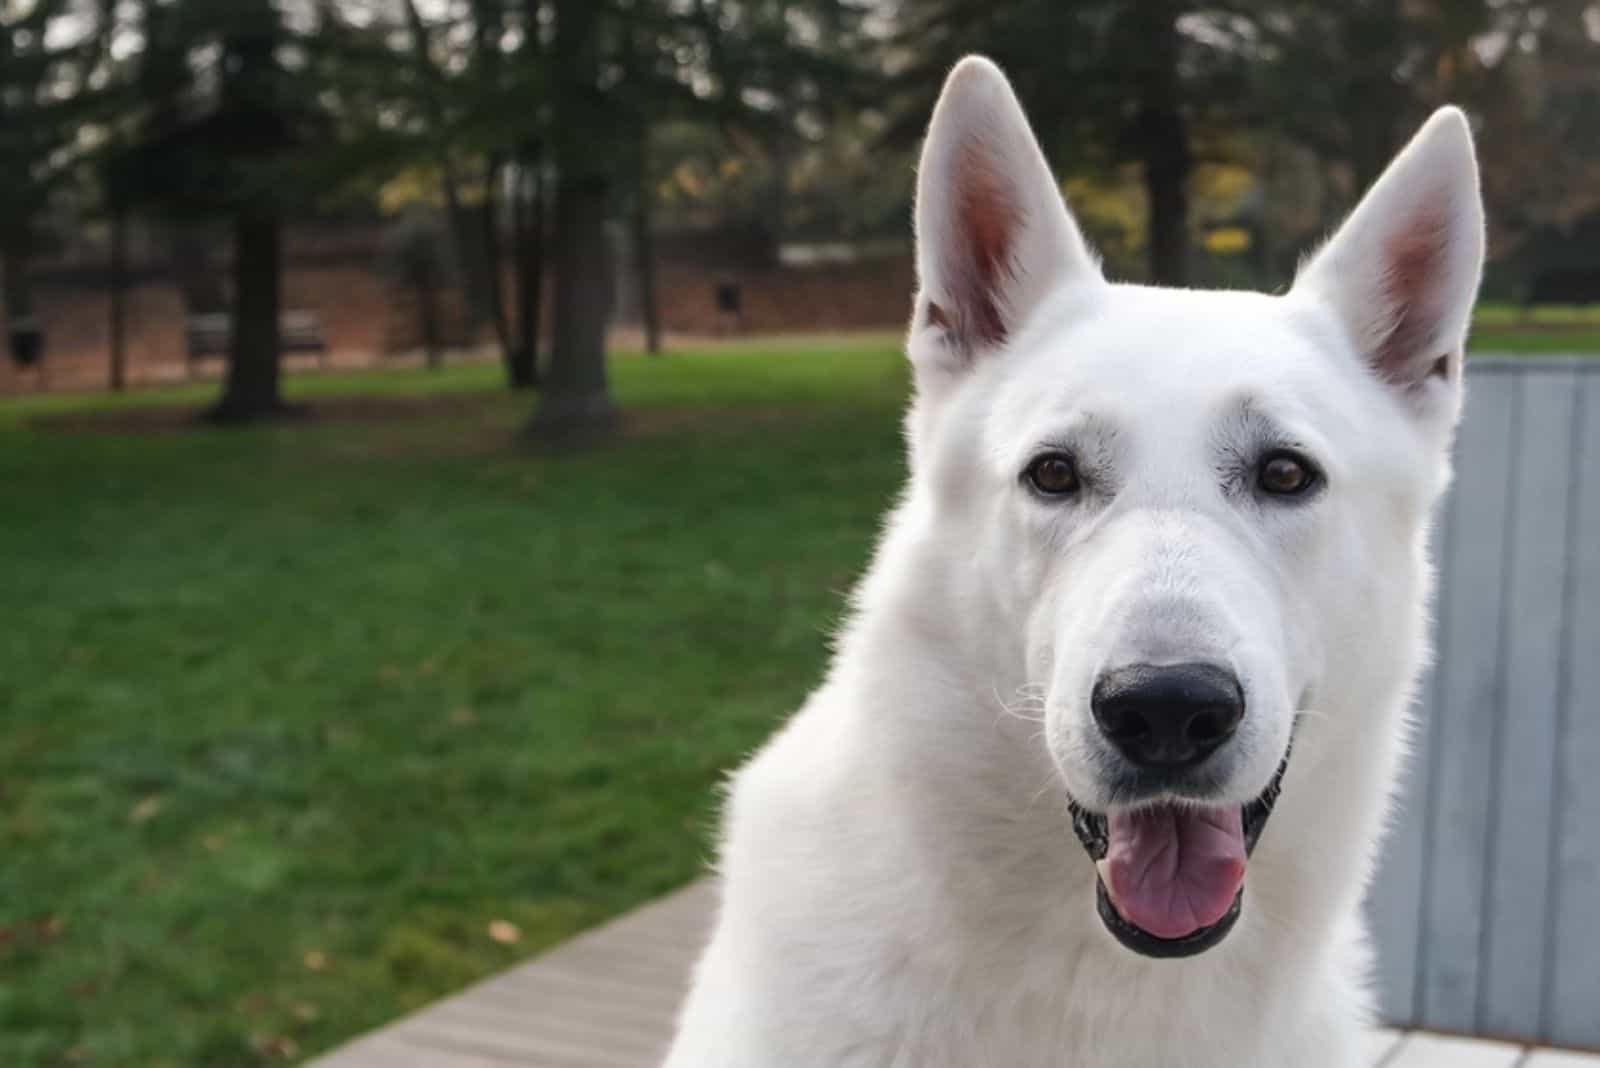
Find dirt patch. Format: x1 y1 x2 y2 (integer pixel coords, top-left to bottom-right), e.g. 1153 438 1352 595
32 392 505 435
29 390 887 473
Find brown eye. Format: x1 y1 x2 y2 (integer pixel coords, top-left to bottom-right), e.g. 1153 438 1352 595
1258 451 1318 497
1026 454 1080 496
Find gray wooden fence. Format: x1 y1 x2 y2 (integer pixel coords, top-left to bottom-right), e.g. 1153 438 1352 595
1369 355 1600 1048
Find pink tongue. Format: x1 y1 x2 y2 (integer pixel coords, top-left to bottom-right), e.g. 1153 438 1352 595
1103 805 1247 940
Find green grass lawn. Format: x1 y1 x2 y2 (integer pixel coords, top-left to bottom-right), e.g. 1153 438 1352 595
1472 302 1600 352
1468 325 1600 353
0 341 910 1066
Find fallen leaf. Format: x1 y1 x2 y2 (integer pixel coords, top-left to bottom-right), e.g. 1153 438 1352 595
129 796 162 825
302 950 329 971
252 1035 300 1059
487 920 521 945
448 706 478 728
202 834 226 852
292 1002 320 1022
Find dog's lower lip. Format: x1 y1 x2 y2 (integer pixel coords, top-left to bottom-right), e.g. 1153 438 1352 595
1096 881 1243 958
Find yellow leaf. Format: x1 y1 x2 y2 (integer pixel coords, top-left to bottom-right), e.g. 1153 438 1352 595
302 950 330 971
130 796 162 825
487 920 521 945
1204 226 1253 255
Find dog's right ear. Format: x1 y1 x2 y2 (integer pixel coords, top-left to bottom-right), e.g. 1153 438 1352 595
1292 107 1484 424
911 57 1101 373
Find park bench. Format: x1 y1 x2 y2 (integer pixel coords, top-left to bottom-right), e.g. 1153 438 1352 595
185 310 329 377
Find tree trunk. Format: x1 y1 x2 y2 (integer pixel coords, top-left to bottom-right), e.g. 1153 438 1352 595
171 223 228 313
529 174 614 439
633 150 662 355
2 240 42 382
762 132 790 264
1 241 33 326
418 274 443 370
1144 142 1189 286
212 208 284 423
530 0 615 439
109 211 129 392
508 148 544 389
442 178 491 338
1134 4 1192 286
481 155 514 366
402 0 498 351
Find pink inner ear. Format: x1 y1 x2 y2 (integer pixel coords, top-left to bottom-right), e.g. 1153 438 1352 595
1375 200 1452 384
938 142 1020 352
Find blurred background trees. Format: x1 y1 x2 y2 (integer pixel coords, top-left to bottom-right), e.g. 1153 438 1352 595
0 0 114 370
2 0 1599 428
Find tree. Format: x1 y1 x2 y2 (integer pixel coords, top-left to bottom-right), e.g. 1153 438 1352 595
394 0 528 386
381 208 454 369
1460 0 1600 286
532 0 615 437
332 0 559 391
107 0 340 423
696 0 879 255
528 0 875 439
1243 1 1497 206
0 0 111 354
886 1 1250 286
1230 0 1600 297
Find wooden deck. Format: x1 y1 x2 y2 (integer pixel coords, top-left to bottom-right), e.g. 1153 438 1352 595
306 879 1600 1067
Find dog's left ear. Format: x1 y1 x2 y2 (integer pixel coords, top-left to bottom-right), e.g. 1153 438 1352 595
910 57 1102 374
1293 107 1484 420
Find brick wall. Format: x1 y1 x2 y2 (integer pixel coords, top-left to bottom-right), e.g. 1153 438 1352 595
647 257 912 336
0 254 913 395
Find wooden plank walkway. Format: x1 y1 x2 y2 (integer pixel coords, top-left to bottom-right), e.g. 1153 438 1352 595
307 879 1600 1067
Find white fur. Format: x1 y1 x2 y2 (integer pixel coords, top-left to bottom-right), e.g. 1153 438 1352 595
665 57 1484 1067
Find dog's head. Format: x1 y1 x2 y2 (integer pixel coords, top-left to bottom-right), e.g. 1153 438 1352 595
905 58 1482 957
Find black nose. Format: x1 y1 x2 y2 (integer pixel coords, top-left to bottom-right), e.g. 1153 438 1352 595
1091 663 1244 769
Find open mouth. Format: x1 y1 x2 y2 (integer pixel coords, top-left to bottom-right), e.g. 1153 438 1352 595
1068 752 1289 959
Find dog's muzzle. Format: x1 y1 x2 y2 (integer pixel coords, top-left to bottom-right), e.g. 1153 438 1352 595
1068 747 1289 959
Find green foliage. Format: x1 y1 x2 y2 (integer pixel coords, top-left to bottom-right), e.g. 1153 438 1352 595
0 340 908 1066
0 0 109 234
107 0 340 218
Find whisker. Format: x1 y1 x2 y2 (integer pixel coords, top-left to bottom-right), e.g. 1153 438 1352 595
1026 766 1062 811
991 681 1047 725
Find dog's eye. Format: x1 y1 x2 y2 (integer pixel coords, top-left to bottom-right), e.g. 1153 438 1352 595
1257 451 1319 497
1025 453 1080 496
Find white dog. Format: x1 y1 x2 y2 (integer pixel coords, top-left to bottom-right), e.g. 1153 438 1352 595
665 56 1483 1067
